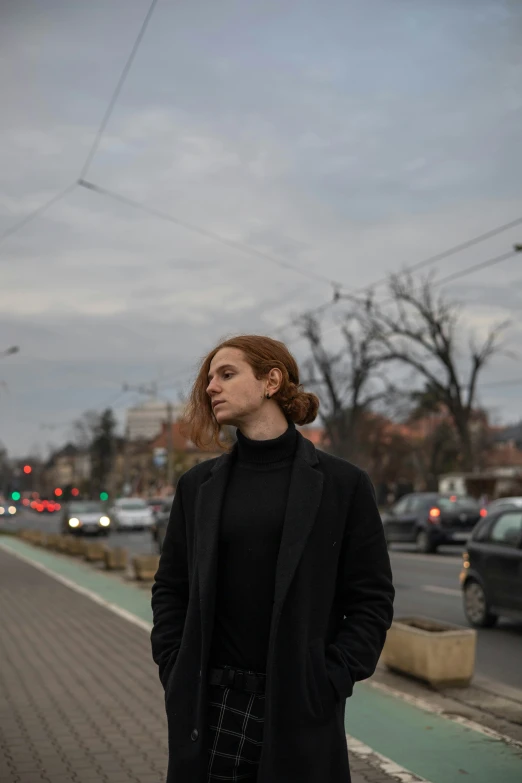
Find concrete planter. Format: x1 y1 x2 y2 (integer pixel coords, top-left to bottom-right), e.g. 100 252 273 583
46 533 60 550
132 554 160 581
83 541 107 563
66 537 87 556
104 547 128 571
56 536 70 553
381 616 477 688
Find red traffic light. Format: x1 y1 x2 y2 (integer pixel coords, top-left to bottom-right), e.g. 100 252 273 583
71 488 80 497
54 488 63 497
23 465 32 474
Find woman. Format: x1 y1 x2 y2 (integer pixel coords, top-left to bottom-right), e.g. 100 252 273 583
151 335 394 783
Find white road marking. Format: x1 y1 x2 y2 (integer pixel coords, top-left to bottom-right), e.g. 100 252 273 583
347 735 431 782
0 540 153 633
421 585 462 597
368 681 522 750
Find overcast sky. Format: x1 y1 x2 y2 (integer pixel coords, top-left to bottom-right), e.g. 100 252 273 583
1 0 522 457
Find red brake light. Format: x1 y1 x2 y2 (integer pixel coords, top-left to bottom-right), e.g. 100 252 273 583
450 495 457 502
428 507 441 522
480 508 488 517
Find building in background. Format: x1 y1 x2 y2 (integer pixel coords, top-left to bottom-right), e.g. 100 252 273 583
125 399 184 442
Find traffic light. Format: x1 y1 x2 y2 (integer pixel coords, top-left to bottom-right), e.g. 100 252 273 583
71 488 80 497
54 488 63 498
100 492 109 501
11 491 21 501
23 465 32 475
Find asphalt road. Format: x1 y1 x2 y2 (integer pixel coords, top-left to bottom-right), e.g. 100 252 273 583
7 509 522 690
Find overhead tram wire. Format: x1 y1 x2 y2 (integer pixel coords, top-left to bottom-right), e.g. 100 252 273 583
0 184 76 247
78 0 160 181
1 1 158 248
298 246 521 344
273 216 522 339
435 248 520 286
77 179 342 287
349 215 522 295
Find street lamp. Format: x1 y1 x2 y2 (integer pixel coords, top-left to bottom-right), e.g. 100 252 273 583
0 346 20 358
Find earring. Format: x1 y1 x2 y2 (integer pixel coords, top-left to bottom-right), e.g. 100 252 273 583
266 393 271 399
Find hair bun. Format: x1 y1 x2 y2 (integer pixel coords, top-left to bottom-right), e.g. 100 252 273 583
280 385 319 425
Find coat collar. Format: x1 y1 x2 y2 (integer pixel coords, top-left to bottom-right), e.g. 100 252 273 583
196 431 323 650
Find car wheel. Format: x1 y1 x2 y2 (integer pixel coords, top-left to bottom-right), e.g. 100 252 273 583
416 530 435 554
463 580 497 628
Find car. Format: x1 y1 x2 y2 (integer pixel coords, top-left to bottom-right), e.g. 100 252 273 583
110 498 154 531
32 498 61 513
151 496 174 553
0 502 17 518
382 493 484 553
146 497 165 517
484 496 522 515
60 500 111 536
460 508 522 627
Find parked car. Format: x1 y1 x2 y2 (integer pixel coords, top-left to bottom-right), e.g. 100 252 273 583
110 498 154 531
484 497 522 515
151 496 174 553
460 508 522 627
147 497 165 517
382 493 484 553
60 500 111 536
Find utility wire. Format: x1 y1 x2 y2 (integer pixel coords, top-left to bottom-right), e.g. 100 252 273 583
348 215 522 295
0 184 76 246
435 249 519 286
78 179 341 287
304 247 520 343
78 0 159 180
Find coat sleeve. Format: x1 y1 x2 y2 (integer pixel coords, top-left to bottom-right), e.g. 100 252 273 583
325 469 394 701
150 477 190 687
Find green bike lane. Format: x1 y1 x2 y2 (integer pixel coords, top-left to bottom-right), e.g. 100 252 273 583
2 536 521 783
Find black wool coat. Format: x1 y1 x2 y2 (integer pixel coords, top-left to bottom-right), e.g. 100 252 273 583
151 432 394 783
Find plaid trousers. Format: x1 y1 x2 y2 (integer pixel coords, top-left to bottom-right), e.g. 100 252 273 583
206 679 265 782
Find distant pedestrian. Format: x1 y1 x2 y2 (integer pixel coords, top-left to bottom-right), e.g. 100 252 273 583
151 335 394 782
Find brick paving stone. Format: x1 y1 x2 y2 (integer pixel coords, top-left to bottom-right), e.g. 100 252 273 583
0 546 404 783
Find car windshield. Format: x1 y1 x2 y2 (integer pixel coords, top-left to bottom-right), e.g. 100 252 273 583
436 496 479 511
118 500 147 510
68 502 104 514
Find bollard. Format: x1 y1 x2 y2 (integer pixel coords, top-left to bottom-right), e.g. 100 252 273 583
104 547 129 571
132 554 160 581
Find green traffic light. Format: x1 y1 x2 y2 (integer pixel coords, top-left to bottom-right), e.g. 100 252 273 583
11 491 21 501
100 492 109 501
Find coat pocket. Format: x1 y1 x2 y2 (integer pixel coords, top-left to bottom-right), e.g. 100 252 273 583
306 638 337 721
162 648 180 695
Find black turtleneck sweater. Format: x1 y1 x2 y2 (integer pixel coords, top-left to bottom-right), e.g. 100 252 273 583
209 421 297 673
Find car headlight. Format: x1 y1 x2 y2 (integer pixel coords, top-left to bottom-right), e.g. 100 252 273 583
99 516 110 527
8 506 16 514
68 518 80 528
0 506 5 514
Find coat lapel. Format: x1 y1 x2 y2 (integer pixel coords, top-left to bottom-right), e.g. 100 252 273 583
196 448 234 647
273 433 323 613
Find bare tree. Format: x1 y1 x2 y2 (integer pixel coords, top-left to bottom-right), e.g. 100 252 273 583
299 310 395 461
362 273 508 472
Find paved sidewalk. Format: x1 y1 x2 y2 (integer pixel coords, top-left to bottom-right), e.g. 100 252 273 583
0 547 399 783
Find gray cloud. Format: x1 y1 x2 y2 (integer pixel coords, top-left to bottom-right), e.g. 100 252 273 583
1 0 522 454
